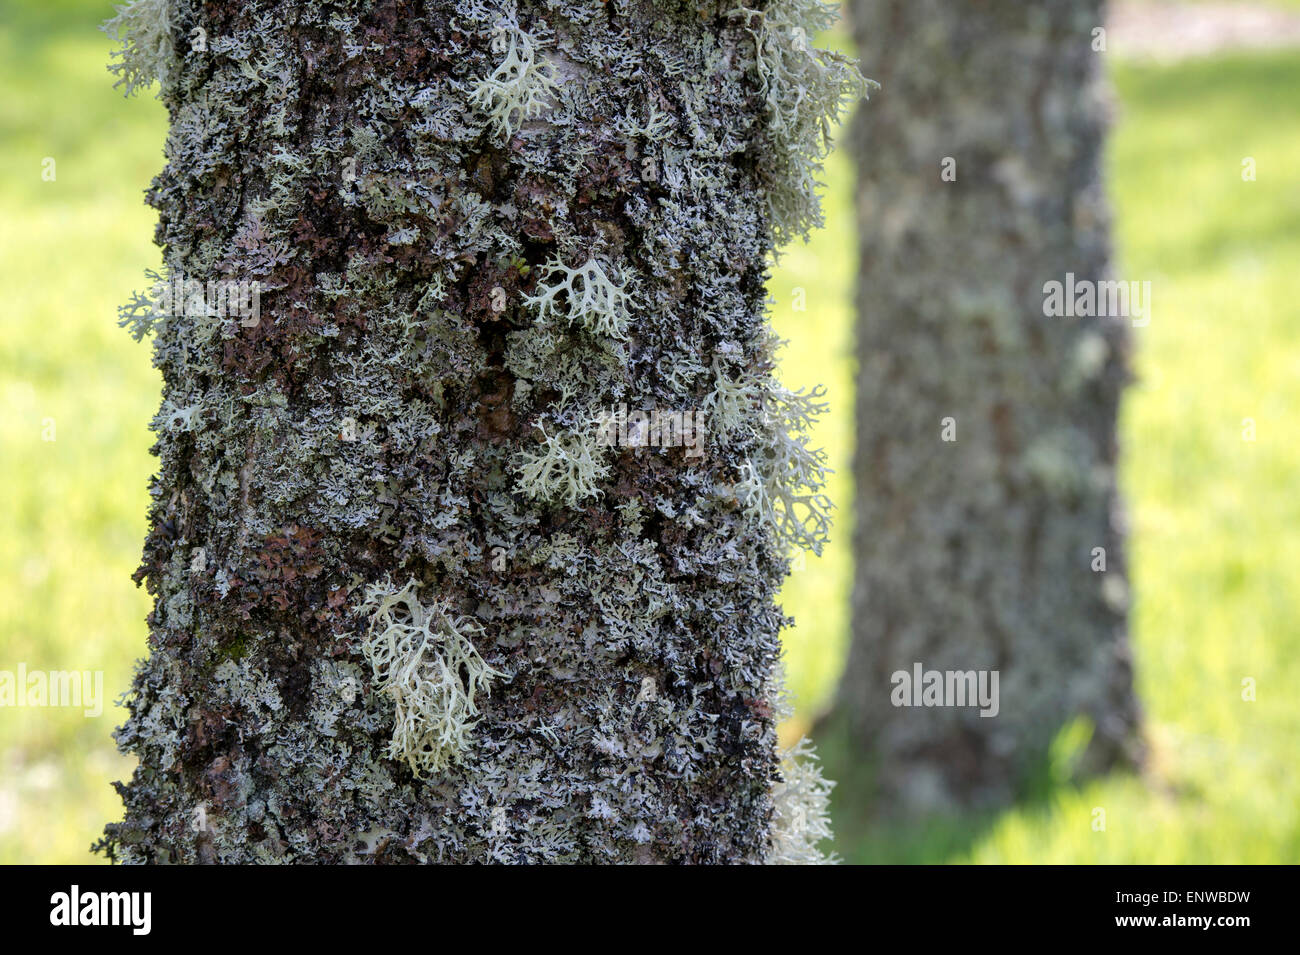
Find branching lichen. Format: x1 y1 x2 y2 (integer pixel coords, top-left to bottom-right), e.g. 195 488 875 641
752 382 835 554
103 0 176 98
732 0 875 245
468 10 560 139
615 101 675 143
765 738 837 865
524 256 636 341
99 0 862 865
515 421 610 506
710 351 834 555
359 579 502 778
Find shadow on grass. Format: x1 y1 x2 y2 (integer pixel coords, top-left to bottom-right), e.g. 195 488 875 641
814 709 1120 864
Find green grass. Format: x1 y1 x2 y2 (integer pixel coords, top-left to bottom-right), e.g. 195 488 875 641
0 0 164 864
1 3 1297 863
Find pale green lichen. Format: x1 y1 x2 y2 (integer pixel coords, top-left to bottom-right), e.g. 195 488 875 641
615 100 675 143
524 256 636 341
359 579 502 778
103 0 176 98
100 0 865 864
468 8 561 139
753 382 834 554
1023 428 1095 501
710 346 834 555
703 355 764 437
731 0 876 246
515 421 610 506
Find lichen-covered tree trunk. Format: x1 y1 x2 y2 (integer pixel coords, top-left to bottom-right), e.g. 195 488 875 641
835 0 1141 812
99 0 864 863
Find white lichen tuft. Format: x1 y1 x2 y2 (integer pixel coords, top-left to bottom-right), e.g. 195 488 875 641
469 12 560 139
703 356 764 436
515 421 610 507
359 579 502 778
524 256 636 340
731 0 875 246
765 658 796 724
102 0 176 98
710 349 833 555
615 101 675 142
753 382 834 554
766 737 837 865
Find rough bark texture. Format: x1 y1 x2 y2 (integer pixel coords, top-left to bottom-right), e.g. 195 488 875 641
98 0 863 863
838 0 1142 812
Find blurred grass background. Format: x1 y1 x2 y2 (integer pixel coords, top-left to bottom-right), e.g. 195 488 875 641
1 1 1297 863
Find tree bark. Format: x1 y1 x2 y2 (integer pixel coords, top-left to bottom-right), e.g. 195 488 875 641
837 0 1142 812
99 0 863 863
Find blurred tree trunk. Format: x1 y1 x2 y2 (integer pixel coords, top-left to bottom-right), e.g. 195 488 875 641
834 0 1142 812
98 0 862 862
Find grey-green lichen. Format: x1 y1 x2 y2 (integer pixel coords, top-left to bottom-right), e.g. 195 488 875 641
515 420 610 506
103 0 176 98
99 0 867 864
730 0 875 246
708 338 834 556
467 5 562 139
524 255 636 340
359 579 503 777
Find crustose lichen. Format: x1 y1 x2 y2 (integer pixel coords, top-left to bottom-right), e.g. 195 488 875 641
359 579 502 778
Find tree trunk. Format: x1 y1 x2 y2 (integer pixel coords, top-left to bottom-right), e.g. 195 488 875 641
98 0 864 863
836 0 1141 812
